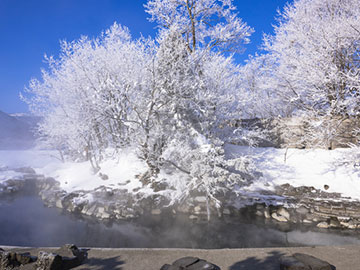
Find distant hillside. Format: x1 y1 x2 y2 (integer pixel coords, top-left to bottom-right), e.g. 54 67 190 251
0 110 38 150
10 113 41 128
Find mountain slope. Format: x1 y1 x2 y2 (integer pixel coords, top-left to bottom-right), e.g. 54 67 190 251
0 110 37 149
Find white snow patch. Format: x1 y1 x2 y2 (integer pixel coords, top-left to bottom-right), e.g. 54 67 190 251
73 193 94 205
37 148 147 192
225 144 360 200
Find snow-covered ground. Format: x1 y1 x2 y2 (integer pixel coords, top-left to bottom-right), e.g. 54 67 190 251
225 144 360 200
38 149 147 193
0 149 147 193
0 145 359 200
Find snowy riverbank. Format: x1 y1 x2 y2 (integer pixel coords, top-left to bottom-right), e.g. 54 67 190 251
1 145 359 201
1 145 360 229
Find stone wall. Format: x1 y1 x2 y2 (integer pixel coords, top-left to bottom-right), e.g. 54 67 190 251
36 177 360 230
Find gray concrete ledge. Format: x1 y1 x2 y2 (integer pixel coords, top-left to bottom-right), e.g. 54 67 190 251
1 245 359 270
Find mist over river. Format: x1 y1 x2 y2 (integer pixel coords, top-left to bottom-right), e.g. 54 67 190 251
1 195 360 248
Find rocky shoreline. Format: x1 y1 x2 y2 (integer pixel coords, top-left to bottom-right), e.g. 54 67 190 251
1 167 360 230
0 244 87 270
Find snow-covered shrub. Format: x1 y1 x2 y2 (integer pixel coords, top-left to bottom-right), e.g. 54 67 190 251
346 127 360 167
161 132 256 209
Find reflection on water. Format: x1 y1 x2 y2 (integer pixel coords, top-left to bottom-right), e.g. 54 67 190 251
0 196 359 248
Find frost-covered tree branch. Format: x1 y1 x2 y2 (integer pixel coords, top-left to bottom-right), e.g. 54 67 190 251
144 0 254 53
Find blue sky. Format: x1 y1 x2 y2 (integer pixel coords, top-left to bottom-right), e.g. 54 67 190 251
0 0 288 113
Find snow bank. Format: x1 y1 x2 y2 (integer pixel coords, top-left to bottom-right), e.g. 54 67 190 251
225 144 360 200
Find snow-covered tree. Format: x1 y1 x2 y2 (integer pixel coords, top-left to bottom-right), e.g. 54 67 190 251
149 29 259 214
137 26 253 186
24 15 257 211
257 0 360 148
24 23 151 170
144 0 253 53
133 26 201 177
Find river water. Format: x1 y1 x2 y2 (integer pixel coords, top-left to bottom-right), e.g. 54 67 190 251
0 195 360 248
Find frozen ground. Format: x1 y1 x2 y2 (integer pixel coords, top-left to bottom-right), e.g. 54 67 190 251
0 145 359 200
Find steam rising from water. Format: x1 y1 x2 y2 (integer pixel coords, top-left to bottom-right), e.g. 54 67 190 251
0 195 359 248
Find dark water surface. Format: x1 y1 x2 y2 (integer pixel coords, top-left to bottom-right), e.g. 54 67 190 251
1 195 360 248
